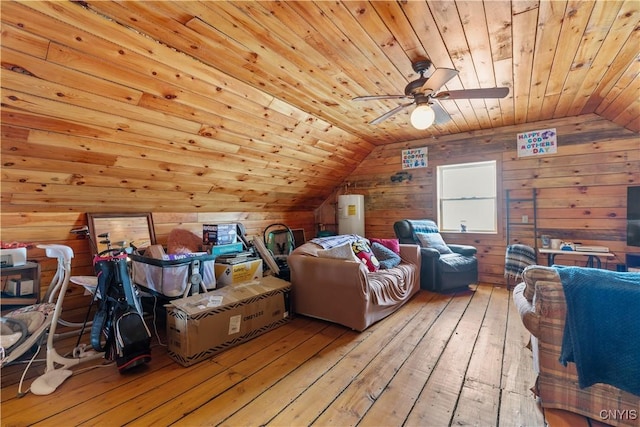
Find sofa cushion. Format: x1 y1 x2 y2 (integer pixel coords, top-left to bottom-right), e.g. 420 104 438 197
352 239 380 272
368 238 400 254
317 242 358 261
371 242 401 270
416 232 453 254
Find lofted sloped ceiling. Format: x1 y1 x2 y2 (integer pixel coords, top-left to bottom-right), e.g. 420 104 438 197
1 1 639 213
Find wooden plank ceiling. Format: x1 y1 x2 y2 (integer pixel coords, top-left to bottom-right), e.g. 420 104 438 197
1 1 638 213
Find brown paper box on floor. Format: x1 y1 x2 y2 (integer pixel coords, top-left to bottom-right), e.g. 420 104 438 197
165 275 291 367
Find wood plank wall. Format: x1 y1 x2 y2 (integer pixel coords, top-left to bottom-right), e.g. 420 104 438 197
1 113 637 311
335 114 639 285
0 211 314 315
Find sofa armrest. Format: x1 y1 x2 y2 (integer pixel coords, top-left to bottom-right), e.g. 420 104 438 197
289 251 372 330
399 244 420 266
530 280 568 347
513 269 568 348
513 265 571 346
512 282 541 337
521 265 559 303
449 244 477 256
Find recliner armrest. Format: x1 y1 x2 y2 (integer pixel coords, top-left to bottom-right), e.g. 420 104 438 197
420 247 441 259
448 244 477 256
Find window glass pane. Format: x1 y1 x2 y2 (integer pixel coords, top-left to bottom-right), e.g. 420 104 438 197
441 199 496 232
438 160 497 233
441 163 496 198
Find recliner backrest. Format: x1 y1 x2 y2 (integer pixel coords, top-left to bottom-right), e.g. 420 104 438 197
394 219 440 245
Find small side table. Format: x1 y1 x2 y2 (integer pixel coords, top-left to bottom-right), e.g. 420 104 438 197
0 261 41 309
538 248 615 268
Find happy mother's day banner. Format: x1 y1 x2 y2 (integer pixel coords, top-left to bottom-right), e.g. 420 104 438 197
517 128 557 157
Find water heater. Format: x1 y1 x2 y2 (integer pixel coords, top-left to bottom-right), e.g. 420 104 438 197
338 194 365 236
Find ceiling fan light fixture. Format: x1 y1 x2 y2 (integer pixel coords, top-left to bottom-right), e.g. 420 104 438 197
410 104 435 129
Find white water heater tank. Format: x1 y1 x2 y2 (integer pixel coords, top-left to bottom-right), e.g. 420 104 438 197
338 194 365 236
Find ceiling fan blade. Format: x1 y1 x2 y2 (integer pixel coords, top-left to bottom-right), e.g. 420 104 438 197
435 87 510 99
421 68 459 93
353 94 411 101
430 102 451 125
369 101 415 125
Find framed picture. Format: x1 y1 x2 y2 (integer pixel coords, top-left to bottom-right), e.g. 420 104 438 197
291 228 306 248
87 213 156 254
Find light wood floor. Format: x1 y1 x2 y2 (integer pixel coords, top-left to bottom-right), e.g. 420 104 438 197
0 284 588 426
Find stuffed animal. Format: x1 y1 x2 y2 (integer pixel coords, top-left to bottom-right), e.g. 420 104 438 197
167 228 202 254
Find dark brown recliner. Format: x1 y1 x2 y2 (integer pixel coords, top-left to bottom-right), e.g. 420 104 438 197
394 219 478 293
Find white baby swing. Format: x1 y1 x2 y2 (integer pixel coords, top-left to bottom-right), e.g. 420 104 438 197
1 244 103 395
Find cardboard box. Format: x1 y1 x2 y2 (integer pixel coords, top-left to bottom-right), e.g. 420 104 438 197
214 258 262 286
0 248 27 267
165 275 291 367
6 279 34 296
203 224 237 246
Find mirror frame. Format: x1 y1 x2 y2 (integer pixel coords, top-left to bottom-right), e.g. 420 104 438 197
87 212 156 254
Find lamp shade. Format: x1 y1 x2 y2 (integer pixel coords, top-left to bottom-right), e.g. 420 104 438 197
410 104 436 129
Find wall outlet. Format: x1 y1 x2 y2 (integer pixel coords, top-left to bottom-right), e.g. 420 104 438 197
521 215 529 223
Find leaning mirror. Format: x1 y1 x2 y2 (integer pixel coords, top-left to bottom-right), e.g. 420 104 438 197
87 213 156 254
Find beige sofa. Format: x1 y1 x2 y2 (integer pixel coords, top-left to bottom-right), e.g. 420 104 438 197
513 265 640 426
288 242 420 331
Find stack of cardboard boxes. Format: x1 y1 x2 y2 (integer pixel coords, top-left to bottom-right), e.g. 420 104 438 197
165 223 292 367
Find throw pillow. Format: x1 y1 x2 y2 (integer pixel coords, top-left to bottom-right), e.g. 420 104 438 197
317 242 358 261
351 239 380 272
371 242 401 270
416 232 453 254
368 238 400 254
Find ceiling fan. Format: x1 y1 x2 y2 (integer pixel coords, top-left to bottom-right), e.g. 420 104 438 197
353 59 509 129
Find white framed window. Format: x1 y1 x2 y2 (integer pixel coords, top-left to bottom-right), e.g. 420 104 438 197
437 160 497 233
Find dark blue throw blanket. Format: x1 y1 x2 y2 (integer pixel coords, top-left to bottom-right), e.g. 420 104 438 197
557 266 640 396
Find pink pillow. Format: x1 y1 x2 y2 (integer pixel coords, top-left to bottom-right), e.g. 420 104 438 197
352 239 380 272
368 238 400 254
